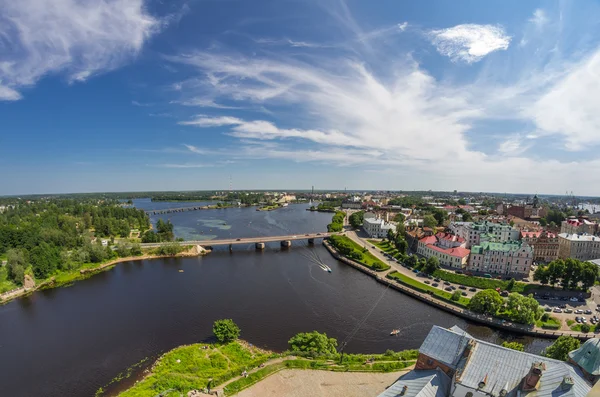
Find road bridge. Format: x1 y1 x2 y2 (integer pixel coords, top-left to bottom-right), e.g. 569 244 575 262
139 232 335 249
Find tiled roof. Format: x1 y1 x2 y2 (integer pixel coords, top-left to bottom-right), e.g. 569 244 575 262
569 339 600 376
435 232 465 243
377 369 450 397
419 235 437 245
428 244 470 258
419 326 470 368
521 231 557 239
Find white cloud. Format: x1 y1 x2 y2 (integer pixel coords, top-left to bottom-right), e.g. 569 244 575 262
526 50 600 151
156 163 215 168
529 9 548 29
0 0 160 100
179 116 243 127
398 22 408 32
429 24 511 63
0 83 21 100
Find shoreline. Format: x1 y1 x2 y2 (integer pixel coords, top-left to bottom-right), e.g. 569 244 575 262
0 246 208 305
322 239 597 341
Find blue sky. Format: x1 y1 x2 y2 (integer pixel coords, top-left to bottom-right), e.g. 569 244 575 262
1 0 600 195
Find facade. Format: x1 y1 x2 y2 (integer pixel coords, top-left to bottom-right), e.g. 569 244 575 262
380 325 592 397
561 218 598 235
520 230 559 263
467 241 533 276
417 233 470 269
450 221 520 248
363 217 396 239
558 233 600 261
341 201 362 209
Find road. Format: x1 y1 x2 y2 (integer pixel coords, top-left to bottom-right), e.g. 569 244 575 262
139 232 334 248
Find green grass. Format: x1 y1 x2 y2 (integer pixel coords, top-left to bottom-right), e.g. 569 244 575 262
535 316 561 330
570 323 596 333
0 266 18 294
567 319 575 326
118 342 275 397
386 271 470 307
431 269 533 294
368 240 404 260
330 236 390 271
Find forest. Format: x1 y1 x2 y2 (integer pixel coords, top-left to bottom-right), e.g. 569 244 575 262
0 198 151 289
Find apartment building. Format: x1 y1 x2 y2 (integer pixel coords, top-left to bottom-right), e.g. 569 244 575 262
363 217 396 239
520 230 559 263
450 221 520 248
467 241 533 276
416 233 470 269
561 218 598 235
558 233 600 261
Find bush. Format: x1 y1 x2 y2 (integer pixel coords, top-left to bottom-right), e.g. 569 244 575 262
451 290 461 301
288 331 338 356
541 313 550 322
581 323 591 333
213 319 241 343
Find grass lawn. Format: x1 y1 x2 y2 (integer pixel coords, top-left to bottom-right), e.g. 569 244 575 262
567 319 575 326
387 271 470 307
118 342 275 397
0 266 18 294
570 323 597 333
330 236 390 271
368 240 403 260
431 269 532 294
535 316 561 330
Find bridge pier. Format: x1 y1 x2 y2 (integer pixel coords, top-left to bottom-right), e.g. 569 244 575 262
281 240 291 248
308 238 315 245
229 244 233 252
255 242 265 250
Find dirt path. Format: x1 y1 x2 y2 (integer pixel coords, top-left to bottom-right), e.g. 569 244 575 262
234 368 410 397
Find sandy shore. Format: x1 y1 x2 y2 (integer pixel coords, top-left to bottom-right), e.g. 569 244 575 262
235 369 409 397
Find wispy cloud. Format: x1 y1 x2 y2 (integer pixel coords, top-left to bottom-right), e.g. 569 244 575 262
529 9 548 29
429 24 511 63
155 163 215 168
0 0 160 100
132 100 154 107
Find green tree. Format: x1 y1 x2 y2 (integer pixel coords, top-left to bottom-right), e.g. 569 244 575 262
451 290 461 301
422 256 440 274
406 255 418 268
349 211 364 229
394 236 408 255
581 323 591 333
6 248 27 285
502 341 524 351
213 319 241 343
393 213 406 224
539 218 548 227
457 199 467 205
544 335 580 361
468 289 503 315
461 212 473 222
423 215 437 229
130 243 143 256
29 242 61 279
506 278 515 291
533 266 549 285
387 228 395 242
288 331 338 355
506 293 543 325
115 242 131 257
580 262 599 290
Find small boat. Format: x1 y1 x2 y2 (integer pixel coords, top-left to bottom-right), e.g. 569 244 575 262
179 270 184 273
390 329 400 336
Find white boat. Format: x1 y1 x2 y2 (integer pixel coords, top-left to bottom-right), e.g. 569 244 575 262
390 329 400 336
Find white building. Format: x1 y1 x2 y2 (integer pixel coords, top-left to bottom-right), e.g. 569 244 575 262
450 221 520 248
561 218 598 235
363 217 396 238
558 233 600 261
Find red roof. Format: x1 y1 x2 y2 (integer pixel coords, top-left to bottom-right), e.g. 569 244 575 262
521 231 556 238
419 235 437 245
435 232 465 243
428 244 470 258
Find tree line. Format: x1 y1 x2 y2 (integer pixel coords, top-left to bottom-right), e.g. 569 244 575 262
327 212 345 232
533 258 599 290
0 199 151 286
468 289 543 325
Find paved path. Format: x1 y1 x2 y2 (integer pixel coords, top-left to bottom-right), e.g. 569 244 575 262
234 368 410 397
213 356 293 393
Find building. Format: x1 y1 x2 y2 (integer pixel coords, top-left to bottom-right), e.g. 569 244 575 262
561 218 598 235
558 233 600 261
569 339 600 385
379 325 592 397
467 241 533 276
341 201 362 209
417 233 470 269
520 230 559 263
363 217 396 239
450 221 520 248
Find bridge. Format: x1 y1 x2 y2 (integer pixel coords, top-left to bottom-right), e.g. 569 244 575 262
145 205 229 215
139 232 335 250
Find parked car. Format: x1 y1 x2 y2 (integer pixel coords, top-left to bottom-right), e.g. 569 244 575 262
412 269 419 273
469 287 477 292
455 270 463 274
459 286 467 290
461 292 467 296
544 307 552 312
371 245 375 249
553 308 562 313
576 317 582 323
444 281 451 286
575 309 584 314
570 297 579 302
432 283 439 287
564 308 573 313
582 317 587 323
560 297 568 301
585 309 593 315
424 280 430 284
579 297 586 302
559 304 567 309
445 287 453 291
523 278 530 282
434 278 441 282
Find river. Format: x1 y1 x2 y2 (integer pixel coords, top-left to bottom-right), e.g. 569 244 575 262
0 201 551 397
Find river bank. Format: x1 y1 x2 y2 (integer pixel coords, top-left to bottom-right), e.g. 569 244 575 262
322 239 598 341
0 245 208 305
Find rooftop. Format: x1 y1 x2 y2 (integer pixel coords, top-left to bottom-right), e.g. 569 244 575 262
521 231 557 239
569 339 600 376
377 369 450 397
558 233 600 242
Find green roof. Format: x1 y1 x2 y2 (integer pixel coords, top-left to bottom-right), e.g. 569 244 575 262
569 339 600 376
470 241 525 254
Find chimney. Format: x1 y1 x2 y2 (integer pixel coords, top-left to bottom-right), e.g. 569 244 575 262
561 376 574 391
400 385 408 395
522 362 545 391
